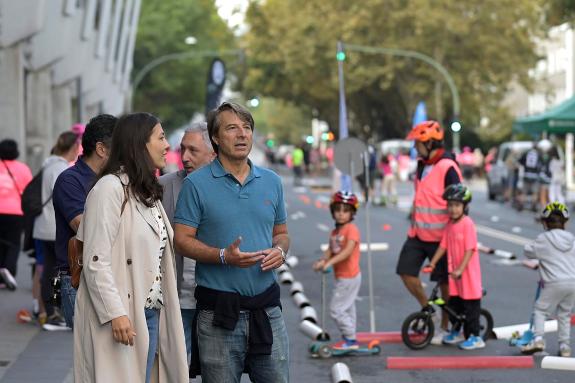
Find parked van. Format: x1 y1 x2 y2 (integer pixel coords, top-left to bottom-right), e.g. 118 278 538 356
486 141 564 200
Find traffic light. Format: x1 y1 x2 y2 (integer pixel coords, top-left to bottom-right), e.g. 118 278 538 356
266 139 275 148
306 135 314 144
450 121 462 132
321 132 335 141
336 51 346 61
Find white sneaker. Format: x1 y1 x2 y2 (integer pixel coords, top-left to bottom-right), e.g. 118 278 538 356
0 268 17 290
431 328 449 345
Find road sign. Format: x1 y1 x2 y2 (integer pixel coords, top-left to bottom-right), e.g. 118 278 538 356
333 137 367 177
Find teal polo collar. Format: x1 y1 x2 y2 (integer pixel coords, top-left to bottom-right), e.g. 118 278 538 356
210 158 261 180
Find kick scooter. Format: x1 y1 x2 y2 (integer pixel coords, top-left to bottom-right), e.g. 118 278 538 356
308 268 381 358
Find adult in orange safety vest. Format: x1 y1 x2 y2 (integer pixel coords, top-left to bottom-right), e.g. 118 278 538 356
396 120 462 344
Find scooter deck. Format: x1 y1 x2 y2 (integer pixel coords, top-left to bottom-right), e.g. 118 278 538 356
309 340 381 358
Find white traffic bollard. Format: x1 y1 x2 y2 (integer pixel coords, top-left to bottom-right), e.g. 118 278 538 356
493 249 516 260
290 281 304 295
541 356 575 371
299 319 330 341
285 255 299 268
276 264 290 274
331 362 353 383
493 320 558 340
300 306 318 323
292 292 311 308
279 271 294 285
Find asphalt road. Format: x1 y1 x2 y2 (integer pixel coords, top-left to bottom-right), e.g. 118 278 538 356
280 175 575 382
1 170 574 382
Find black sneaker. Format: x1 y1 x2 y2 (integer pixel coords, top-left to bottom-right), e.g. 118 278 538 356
0 268 17 291
42 312 70 331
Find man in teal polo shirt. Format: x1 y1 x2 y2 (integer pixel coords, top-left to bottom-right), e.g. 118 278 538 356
174 102 290 382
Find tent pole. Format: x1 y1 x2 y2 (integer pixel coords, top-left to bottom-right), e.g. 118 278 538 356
567 133 574 190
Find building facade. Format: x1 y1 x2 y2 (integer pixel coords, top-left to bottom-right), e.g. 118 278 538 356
0 0 141 170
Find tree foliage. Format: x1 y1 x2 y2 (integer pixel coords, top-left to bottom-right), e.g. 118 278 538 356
250 98 311 144
133 0 236 131
243 0 547 146
546 0 575 26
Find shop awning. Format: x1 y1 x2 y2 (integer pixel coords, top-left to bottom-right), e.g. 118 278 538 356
513 96 575 134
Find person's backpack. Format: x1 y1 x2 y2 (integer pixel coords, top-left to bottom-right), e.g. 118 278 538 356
21 169 52 217
20 169 52 253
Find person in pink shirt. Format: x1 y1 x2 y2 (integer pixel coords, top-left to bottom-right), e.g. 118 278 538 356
427 183 484 350
0 139 33 290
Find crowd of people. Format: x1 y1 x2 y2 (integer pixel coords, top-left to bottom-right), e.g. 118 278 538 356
499 139 566 213
2 112 575 382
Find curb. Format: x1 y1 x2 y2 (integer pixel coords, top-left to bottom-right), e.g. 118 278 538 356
387 356 534 370
357 332 402 343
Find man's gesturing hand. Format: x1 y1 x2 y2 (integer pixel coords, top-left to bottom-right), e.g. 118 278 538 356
224 236 265 268
261 246 285 271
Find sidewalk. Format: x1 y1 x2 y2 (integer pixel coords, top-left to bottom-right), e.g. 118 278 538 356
0 256 73 383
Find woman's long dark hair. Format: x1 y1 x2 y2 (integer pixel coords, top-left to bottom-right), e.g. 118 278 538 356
99 112 163 207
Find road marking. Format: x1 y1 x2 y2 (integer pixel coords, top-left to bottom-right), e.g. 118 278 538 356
320 243 389 252
490 216 500 222
290 211 306 220
512 226 522 233
475 224 531 246
316 223 330 232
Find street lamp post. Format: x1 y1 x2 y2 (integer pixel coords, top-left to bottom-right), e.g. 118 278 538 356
338 42 461 151
129 48 243 111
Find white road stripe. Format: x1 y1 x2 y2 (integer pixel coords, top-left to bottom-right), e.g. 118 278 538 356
316 223 330 232
290 211 306 220
476 224 531 246
320 243 389 252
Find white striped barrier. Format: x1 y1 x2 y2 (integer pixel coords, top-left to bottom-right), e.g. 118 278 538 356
493 320 558 340
292 292 310 308
541 356 575 371
331 362 353 383
285 255 299 268
300 319 330 341
278 271 294 285
290 281 304 295
300 306 318 323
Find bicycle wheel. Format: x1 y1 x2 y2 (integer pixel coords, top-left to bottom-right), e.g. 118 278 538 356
479 308 494 341
401 311 434 350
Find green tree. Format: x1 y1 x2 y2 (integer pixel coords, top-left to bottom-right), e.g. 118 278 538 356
546 0 575 25
243 0 546 146
133 0 236 131
250 98 312 144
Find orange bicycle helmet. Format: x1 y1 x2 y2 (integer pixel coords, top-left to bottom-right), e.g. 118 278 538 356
406 120 444 142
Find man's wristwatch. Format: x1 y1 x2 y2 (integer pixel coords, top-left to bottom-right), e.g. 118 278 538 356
274 245 287 263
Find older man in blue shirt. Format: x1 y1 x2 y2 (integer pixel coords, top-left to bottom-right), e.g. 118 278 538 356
175 102 290 382
52 114 116 328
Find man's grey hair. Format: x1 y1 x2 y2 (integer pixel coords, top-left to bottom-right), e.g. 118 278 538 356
184 122 213 151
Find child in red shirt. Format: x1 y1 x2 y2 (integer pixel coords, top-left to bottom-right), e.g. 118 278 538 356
313 191 361 349
428 183 484 350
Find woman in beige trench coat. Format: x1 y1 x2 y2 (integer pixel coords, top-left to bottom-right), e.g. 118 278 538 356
74 113 188 383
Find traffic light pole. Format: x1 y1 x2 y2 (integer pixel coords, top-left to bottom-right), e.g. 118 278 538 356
338 42 461 151
129 49 243 111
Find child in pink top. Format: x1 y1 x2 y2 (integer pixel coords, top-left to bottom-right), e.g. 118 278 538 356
428 183 484 350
